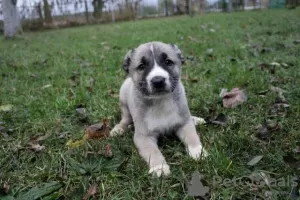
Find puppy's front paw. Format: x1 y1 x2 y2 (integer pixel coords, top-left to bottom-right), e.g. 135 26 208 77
192 116 206 126
148 164 170 177
110 125 124 137
188 145 208 160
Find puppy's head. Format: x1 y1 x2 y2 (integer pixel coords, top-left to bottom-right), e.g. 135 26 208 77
123 41 185 98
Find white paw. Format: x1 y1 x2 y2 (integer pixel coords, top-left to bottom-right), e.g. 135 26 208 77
188 145 208 160
148 164 170 177
192 116 206 126
110 125 124 137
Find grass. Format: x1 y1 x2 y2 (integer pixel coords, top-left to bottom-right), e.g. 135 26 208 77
0 9 300 200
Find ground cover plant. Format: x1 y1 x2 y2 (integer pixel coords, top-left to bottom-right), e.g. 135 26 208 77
0 9 300 200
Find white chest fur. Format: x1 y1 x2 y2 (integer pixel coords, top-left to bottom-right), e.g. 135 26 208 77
144 98 182 133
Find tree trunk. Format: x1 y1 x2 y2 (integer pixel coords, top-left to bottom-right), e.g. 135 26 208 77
199 0 204 15
189 0 194 16
84 0 89 23
164 0 169 16
125 0 129 9
43 0 53 24
172 0 177 14
110 2 115 23
185 0 189 14
228 0 233 12
92 0 104 19
3 0 21 38
36 2 44 21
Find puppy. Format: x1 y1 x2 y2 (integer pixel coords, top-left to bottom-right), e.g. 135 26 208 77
111 42 207 177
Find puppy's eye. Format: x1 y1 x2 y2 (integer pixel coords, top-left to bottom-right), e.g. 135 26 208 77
137 64 146 71
165 59 174 66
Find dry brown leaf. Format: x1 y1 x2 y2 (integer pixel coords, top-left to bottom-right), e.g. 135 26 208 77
27 135 48 152
29 143 45 152
81 184 98 200
222 88 247 108
103 144 113 157
86 86 93 94
107 89 119 98
84 120 110 140
2 181 10 194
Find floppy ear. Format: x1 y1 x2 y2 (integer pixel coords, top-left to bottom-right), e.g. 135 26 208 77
123 49 134 73
171 44 185 65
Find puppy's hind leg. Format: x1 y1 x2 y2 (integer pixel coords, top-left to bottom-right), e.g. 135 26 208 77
176 118 208 159
110 103 132 137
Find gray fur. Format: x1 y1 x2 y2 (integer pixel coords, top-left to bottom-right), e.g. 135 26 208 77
111 42 207 177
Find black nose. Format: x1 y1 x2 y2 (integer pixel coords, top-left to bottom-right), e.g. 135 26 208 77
151 76 166 88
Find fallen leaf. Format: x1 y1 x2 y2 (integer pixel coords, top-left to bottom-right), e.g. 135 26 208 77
66 138 86 149
293 40 300 44
75 106 88 122
260 63 275 73
188 36 199 42
41 84 52 89
104 46 110 50
219 88 228 98
281 62 289 68
84 120 110 140
29 143 45 152
270 86 286 95
283 153 299 167
210 113 228 126
270 62 280 66
68 88 75 100
69 72 80 87
0 125 8 138
0 181 10 194
86 86 93 94
259 171 271 187
107 89 119 98
79 60 92 68
34 134 50 142
81 184 98 200
89 77 96 86
222 88 247 108
30 74 38 78
33 58 48 66
256 120 280 140
57 132 70 139
0 104 13 112
294 146 300 154
256 89 269 96
270 98 289 117
28 136 46 152
261 47 273 54
256 121 269 140
103 144 113 158
206 48 214 55
247 155 264 166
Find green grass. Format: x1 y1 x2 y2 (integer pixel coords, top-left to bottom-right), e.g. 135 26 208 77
1 9 300 200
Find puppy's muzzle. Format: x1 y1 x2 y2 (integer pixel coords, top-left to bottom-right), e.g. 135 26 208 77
151 76 166 89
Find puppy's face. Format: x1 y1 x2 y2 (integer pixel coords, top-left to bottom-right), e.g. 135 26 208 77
123 42 185 98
